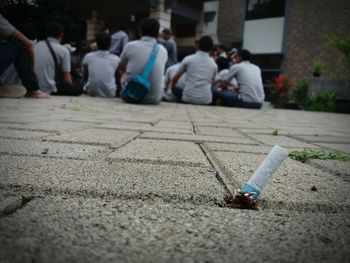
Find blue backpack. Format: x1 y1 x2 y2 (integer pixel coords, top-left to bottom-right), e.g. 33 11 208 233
121 43 159 103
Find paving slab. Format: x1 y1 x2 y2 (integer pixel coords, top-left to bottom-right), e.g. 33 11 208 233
140 132 259 144
237 127 347 136
0 128 51 139
0 120 93 133
195 126 244 137
0 138 109 159
155 120 193 130
204 143 322 154
248 134 320 148
309 159 350 178
314 143 350 154
294 135 350 143
204 143 278 153
48 128 139 147
0 156 224 205
98 123 193 134
213 152 350 212
108 139 209 167
194 120 266 129
0 196 349 263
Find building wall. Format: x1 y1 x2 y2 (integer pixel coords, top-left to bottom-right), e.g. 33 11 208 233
284 0 350 81
217 0 245 46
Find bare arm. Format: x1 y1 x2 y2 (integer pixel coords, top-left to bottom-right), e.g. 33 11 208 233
63 72 73 85
11 30 35 67
171 71 184 88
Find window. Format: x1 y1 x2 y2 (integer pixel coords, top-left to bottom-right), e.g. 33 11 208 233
246 0 286 20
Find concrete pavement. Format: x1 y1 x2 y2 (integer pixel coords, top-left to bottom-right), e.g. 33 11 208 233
0 96 349 262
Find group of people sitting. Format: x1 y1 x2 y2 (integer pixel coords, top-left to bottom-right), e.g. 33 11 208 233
0 15 265 109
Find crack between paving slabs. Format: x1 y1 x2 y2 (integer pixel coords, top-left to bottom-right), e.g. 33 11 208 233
198 143 235 199
0 195 38 218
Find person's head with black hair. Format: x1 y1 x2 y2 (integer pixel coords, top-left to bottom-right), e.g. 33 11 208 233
215 56 230 72
96 32 111 51
46 21 64 41
162 28 171 40
140 18 160 39
236 49 252 63
198 35 213 53
218 44 227 52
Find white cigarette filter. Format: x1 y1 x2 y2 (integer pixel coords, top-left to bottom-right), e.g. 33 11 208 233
241 145 289 200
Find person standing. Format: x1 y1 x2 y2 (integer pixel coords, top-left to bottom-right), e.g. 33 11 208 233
0 15 49 98
160 28 177 70
82 33 120 97
109 24 128 56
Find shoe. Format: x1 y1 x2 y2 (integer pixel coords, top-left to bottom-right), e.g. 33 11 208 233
0 85 27 98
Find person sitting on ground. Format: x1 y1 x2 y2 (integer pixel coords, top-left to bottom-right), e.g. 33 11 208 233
1 22 37 87
82 33 120 98
0 15 49 98
171 35 217 105
34 21 83 96
218 49 265 109
119 18 167 104
163 62 186 102
160 28 177 70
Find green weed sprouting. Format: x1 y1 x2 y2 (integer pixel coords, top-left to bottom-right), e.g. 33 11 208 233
289 149 350 162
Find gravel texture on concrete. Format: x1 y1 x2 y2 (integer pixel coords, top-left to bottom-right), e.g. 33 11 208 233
0 96 350 262
108 139 210 167
1 196 349 263
0 138 109 159
0 155 225 205
48 128 140 147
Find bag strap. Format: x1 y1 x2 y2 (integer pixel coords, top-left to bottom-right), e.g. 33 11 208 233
142 43 159 79
45 39 59 71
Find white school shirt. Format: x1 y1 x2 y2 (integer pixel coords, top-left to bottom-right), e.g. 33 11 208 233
226 61 265 103
120 36 168 104
177 51 217 105
83 50 120 97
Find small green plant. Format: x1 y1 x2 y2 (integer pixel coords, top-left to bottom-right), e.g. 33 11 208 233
304 91 337 112
313 59 325 76
289 149 350 162
292 80 309 105
68 98 83 111
272 128 279 136
328 34 350 79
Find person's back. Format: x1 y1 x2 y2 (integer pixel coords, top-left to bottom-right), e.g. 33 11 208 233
176 36 217 105
83 33 120 97
228 60 264 103
120 18 167 104
34 22 71 94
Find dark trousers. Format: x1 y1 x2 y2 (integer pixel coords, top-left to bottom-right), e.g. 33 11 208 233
217 90 263 109
0 41 38 91
171 86 184 101
51 80 84 96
